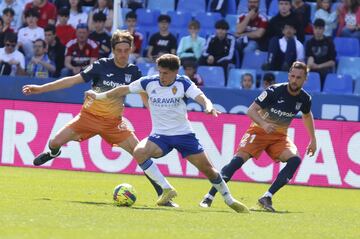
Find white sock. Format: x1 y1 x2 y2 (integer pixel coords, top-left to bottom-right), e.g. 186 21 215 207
205 194 214 200
263 191 273 198
212 179 235 205
143 162 172 190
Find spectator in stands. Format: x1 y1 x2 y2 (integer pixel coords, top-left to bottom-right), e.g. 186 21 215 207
183 60 204 86
0 18 4 48
209 0 228 17
45 25 65 77
61 23 99 76
314 0 338 37
263 20 304 71
89 12 111 58
68 0 88 29
124 11 143 64
121 0 145 11
306 18 336 88
2 8 15 33
266 0 304 43
24 0 57 28
56 7 76 46
337 0 360 38
0 32 25 76
26 38 55 78
292 0 312 34
18 8 45 61
0 0 23 31
146 15 177 63
54 0 70 10
177 20 206 64
88 0 113 32
199 19 236 83
236 0 268 53
262 72 276 89
241 73 254 89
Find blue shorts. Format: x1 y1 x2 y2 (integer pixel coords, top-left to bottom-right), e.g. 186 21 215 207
148 133 204 158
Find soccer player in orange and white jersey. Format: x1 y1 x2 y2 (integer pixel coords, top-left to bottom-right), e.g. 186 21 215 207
199 61 317 212
22 30 178 207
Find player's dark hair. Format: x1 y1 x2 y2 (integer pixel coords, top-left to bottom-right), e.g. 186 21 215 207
290 61 308 74
156 54 180 71
111 30 134 49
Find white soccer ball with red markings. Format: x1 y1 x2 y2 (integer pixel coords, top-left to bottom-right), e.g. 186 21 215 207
113 183 137 207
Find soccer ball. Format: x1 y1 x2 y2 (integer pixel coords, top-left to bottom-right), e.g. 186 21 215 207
113 183 137 207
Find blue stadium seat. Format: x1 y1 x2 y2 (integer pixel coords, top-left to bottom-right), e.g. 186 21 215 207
337 57 360 80
304 72 321 93
208 0 238 15
136 8 161 29
323 73 353 95
167 11 192 29
225 14 238 34
268 0 279 17
227 68 257 89
266 71 288 83
136 62 156 76
119 8 132 25
334 37 360 57
193 12 222 31
354 80 360 95
177 0 206 14
197 66 225 87
238 0 267 16
147 0 175 13
241 51 268 70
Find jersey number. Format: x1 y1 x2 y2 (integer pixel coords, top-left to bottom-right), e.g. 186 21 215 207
240 133 256 147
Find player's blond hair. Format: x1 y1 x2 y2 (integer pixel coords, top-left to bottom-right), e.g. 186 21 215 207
290 61 308 75
156 54 181 71
111 30 134 49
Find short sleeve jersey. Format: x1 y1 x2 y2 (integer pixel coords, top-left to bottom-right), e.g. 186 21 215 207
129 75 202 135
80 58 142 118
255 83 311 130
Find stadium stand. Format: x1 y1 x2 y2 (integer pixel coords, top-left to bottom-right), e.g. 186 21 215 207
304 72 321 93
147 0 176 13
197 66 225 87
227 68 257 89
177 0 207 14
323 73 353 95
241 51 268 70
337 57 360 81
334 37 360 58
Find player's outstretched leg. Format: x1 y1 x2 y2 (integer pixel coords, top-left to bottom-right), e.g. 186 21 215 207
200 156 245 208
33 141 61 166
144 174 179 207
258 156 301 212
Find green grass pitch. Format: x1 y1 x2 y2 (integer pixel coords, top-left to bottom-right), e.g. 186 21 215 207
0 166 359 239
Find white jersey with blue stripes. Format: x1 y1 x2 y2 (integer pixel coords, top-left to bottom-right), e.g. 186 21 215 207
129 74 203 136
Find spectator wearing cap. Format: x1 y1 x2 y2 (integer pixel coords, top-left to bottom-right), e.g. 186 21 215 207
266 0 304 43
89 12 111 58
56 7 76 46
61 23 99 76
263 20 304 71
17 8 45 61
44 25 65 77
146 14 177 63
124 11 143 63
2 8 15 33
88 0 114 32
68 0 88 29
24 0 57 28
199 19 236 85
306 18 336 88
0 0 24 31
0 32 25 76
26 38 55 78
262 72 276 89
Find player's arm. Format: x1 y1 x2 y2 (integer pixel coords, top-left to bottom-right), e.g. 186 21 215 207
247 102 276 133
302 111 317 156
194 93 220 117
85 85 131 100
140 92 149 108
22 74 85 95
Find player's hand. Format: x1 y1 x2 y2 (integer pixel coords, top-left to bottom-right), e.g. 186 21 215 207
261 122 276 134
205 107 221 117
306 139 317 157
22 84 42 95
84 90 98 100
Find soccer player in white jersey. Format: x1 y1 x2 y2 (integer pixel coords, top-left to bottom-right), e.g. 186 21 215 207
85 54 249 213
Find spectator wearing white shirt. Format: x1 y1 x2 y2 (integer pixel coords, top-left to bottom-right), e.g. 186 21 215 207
68 0 88 29
17 8 45 61
0 32 25 76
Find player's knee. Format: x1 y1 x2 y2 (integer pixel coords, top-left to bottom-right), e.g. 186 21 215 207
133 147 148 162
288 156 301 168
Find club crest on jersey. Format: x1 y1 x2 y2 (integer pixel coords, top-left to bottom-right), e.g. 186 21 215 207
124 74 132 83
295 102 302 110
172 86 177 95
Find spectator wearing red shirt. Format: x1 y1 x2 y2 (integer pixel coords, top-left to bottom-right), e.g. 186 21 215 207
24 0 57 28
56 7 76 45
61 23 99 77
236 0 268 53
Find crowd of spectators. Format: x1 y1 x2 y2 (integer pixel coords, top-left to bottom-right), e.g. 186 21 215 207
0 0 359 92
